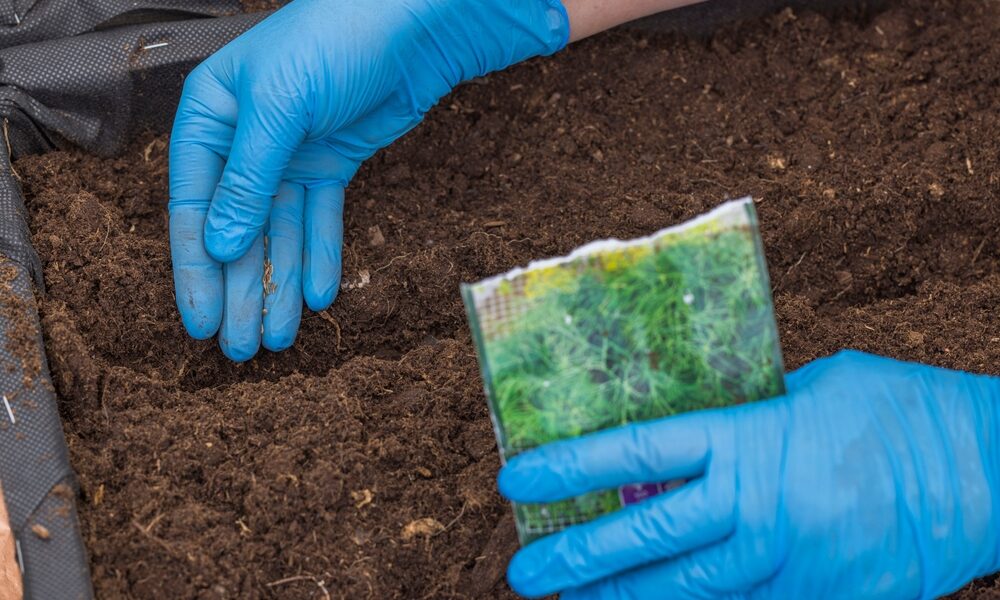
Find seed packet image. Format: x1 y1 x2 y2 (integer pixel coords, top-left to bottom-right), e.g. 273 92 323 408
461 197 785 545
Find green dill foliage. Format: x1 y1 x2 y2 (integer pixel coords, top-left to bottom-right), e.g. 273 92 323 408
462 199 784 544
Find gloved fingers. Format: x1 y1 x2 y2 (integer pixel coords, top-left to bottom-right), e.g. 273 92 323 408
262 182 305 352
303 184 345 311
169 64 238 202
498 413 712 504
506 479 735 598
560 544 749 600
204 93 308 263
220 233 265 362
168 66 236 340
169 203 223 339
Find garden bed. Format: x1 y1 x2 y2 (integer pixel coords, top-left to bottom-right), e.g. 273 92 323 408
15 0 1000 596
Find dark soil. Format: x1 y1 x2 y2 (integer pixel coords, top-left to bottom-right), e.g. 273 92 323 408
13 0 1000 597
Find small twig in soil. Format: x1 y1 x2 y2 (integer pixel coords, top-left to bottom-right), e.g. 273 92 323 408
98 209 113 254
318 311 343 350
138 513 165 535
236 518 251 536
375 254 410 273
130 520 177 558
382 298 397 322
92 484 105 507
774 251 808 293
432 502 467 538
971 236 989 265
785 251 808 277
348 556 373 568
98 375 110 427
175 357 189 381
831 285 852 301
266 574 332 600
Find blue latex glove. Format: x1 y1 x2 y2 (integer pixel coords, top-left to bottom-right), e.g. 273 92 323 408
499 351 1000 599
169 0 569 360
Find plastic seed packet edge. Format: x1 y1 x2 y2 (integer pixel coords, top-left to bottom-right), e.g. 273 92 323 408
463 196 754 303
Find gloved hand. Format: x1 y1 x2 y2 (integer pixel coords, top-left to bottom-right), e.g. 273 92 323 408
499 351 1000 599
168 0 569 360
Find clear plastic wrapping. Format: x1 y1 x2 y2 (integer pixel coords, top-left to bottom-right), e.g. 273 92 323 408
462 198 785 544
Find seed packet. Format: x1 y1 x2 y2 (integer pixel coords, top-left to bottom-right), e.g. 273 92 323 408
461 197 785 544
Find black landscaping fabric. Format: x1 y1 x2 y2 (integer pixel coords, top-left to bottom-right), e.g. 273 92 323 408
0 4 265 598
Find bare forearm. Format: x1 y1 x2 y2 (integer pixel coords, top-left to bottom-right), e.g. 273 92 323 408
0 482 21 600
562 0 708 41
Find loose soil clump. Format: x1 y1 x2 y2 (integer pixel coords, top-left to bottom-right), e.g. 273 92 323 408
14 0 1000 597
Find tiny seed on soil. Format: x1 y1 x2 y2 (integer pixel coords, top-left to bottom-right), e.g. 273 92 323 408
236 519 251 535
401 518 444 541
351 489 374 510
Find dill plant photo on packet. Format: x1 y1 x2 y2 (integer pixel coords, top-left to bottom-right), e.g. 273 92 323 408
462 198 785 544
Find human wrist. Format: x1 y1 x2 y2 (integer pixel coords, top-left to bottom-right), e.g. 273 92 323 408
561 0 708 42
424 0 570 83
